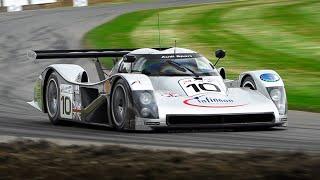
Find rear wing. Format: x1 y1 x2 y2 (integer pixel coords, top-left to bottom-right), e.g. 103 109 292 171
28 47 171 81
27 48 170 60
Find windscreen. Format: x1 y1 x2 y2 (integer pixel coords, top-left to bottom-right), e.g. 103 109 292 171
131 53 219 76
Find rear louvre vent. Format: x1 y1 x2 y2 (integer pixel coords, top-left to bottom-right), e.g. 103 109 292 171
166 113 275 125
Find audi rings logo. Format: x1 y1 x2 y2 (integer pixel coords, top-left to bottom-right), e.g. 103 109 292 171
183 95 248 108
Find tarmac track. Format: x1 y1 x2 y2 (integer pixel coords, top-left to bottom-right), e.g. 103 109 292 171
0 0 319 153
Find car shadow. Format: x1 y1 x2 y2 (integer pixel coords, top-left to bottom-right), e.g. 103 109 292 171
34 120 287 134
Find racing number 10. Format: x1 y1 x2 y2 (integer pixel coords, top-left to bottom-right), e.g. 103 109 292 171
61 96 71 115
186 83 221 93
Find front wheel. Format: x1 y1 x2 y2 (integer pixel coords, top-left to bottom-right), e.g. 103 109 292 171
46 72 62 125
110 79 134 130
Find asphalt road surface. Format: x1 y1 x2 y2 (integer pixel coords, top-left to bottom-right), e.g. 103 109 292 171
0 0 319 153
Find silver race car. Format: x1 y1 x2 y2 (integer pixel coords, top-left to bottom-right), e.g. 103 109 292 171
28 47 288 131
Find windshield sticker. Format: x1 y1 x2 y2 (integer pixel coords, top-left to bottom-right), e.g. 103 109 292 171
183 95 248 108
179 78 221 96
260 73 280 82
141 53 200 60
161 54 194 59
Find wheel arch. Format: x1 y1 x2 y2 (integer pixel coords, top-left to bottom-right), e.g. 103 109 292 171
110 75 124 95
240 74 252 87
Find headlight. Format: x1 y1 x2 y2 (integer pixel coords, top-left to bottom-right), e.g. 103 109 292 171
140 108 151 118
267 87 287 115
270 89 281 101
139 92 152 105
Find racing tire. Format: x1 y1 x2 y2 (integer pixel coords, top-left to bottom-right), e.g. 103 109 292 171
46 72 62 125
241 76 257 90
111 79 135 131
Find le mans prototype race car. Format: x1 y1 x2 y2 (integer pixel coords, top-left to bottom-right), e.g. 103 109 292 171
28 47 288 131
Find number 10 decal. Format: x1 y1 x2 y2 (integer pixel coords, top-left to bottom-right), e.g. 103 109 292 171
60 84 73 119
60 93 73 119
186 83 221 93
179 78 221 96
61 96 72 116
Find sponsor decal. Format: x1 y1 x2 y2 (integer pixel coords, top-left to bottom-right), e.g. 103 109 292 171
144 53 200 60
260 73 280 82
161 54 194 59
131 80 141 86
72 89 82 121
60 84 73 94
161 92 180 97
183 95 248 108
74 85 80 95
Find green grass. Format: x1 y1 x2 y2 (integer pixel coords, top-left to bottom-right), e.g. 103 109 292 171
84 0 320 112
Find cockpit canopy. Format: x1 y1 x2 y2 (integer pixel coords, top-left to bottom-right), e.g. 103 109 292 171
119 53 219 76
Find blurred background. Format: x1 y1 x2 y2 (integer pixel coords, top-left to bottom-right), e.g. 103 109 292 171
1 0 319 112
0 0 122 12
84 0 320 112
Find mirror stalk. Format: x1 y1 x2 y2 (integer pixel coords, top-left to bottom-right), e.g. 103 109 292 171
214 58 221 66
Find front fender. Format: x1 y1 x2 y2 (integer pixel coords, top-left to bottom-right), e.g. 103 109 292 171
239 70 288 119
239 70 285 98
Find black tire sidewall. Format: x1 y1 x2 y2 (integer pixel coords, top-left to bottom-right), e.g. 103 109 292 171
111 79 134 130
46 72 61 125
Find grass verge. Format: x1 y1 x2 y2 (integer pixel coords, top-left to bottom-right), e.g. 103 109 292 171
0 140 319 179
84 0 320 112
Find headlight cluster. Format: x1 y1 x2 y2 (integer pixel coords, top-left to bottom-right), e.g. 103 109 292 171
267 87 287 115
133 91 158 119
270 89 281 102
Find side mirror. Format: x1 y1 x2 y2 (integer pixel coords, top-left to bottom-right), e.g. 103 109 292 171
123 55 136 63
215 49 226 59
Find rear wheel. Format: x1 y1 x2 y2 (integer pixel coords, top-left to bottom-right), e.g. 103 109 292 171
111 79 134 130
241 76 257 90
46 72 62 125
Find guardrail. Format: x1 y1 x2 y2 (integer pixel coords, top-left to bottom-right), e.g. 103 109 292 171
0 0 89 12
